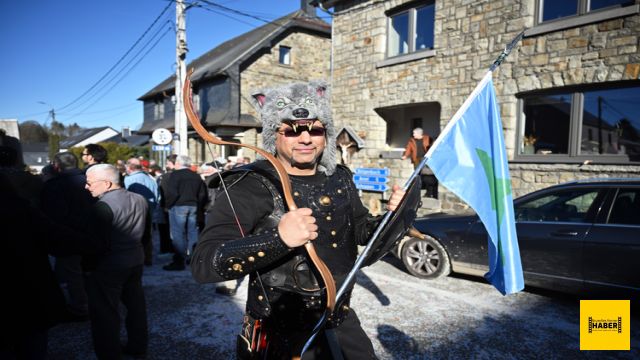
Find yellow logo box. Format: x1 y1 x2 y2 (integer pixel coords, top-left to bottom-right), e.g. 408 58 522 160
580 300 630 350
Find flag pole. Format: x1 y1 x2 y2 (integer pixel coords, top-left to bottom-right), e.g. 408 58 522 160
490 30 526 72
300 29 527 357
336 30 525 302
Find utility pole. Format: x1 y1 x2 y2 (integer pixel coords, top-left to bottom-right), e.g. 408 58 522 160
174 0 188 156
37 101 56 126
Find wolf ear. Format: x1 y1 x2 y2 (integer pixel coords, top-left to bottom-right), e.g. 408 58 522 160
251 92 266 109
310 80 329 98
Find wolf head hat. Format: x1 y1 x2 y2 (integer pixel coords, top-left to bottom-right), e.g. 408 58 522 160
250 80 336 176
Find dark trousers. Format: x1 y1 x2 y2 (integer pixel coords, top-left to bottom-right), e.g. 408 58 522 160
85 265 148 360
311 310 377 359
244 310 377 360
158 214 173 254
55 255 88 315
0 328 48 360
421 174 438 198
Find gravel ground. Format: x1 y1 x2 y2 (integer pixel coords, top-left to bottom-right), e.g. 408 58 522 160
48 252 639 359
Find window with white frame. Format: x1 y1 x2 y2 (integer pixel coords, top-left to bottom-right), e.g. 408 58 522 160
387 1 435 58
538 0 634 23
154 100 164 120
279 46 291 65
517 82 640 163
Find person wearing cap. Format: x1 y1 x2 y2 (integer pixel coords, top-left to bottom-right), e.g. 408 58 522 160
191 81 406 359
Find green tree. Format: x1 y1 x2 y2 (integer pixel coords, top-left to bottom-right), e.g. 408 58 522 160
18 120 48 143
49 120 65 136
70 141 139 168
48 134 61 159
66 123 83 137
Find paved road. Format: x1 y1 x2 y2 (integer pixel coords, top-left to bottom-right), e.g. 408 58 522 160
49 253 639 359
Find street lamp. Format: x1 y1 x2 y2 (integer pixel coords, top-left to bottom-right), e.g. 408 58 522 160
37 101 56 125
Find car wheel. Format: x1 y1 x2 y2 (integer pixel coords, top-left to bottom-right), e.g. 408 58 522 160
400 236 451 279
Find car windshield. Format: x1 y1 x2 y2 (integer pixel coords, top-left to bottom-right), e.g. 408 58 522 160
515 188 600 223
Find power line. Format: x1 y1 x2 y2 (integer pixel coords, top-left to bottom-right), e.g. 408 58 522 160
57 1 173 112
64 25 173 123
196 0 272 24
62 102 138 116
61 21 173 116
191 3 260 27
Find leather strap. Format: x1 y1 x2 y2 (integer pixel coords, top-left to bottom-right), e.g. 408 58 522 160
183 69 336 313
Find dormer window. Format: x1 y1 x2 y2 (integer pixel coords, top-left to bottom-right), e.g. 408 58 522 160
279 46 291 65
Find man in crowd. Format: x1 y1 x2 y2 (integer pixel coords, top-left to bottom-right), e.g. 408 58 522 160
157 154 178 254
162 155 207 271
81 144 107 172
191 81 406 358
41 152 94 322
402 127 438 198
124 157 159 266
84 164 149 359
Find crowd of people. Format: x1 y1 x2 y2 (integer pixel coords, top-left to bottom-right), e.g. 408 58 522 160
1 80 411 360
0 130 253 359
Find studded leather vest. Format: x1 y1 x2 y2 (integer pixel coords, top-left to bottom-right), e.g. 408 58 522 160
240 162 361 325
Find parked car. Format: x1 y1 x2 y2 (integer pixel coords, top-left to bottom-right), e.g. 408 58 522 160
395 178 640 296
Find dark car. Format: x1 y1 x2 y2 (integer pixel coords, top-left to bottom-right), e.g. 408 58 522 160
395 178 640 296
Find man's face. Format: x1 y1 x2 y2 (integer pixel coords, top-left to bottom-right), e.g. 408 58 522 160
85 171 111 198
81 149 93 165
275 120 326 175
166 161 175 171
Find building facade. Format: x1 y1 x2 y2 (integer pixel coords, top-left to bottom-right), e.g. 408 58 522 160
138 5 331 166
322 0 640 211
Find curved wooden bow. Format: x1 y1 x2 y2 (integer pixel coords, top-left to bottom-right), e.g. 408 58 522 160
182 69 336 313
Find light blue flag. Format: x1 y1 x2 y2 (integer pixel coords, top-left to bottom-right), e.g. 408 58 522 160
425 71 524 295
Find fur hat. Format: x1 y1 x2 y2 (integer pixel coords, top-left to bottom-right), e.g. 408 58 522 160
250 80 336 176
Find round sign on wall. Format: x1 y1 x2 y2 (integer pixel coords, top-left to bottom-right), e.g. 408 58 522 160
152 128 172 145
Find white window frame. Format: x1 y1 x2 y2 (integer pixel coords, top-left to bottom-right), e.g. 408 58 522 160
279 46 291 66
380 1 436 68
386 2 434 58
154 100 164 120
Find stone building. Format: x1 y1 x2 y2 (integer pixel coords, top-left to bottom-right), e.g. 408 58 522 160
138 2 331 165
320 0 640 212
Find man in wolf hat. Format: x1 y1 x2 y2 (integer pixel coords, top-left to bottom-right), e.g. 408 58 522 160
191 81 408 359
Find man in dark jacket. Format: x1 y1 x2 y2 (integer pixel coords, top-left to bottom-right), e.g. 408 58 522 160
191 81 406 359
0 173 89 360
41 151 94 321
162 155 208 271
84 164 149 359
156 154 177 254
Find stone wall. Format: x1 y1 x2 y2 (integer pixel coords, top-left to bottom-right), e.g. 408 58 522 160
190 30 330 166
240 31 331 154
331 0 640 213
510 163 640 196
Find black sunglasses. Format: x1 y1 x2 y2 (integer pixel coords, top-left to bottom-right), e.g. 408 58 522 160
278 121 326 137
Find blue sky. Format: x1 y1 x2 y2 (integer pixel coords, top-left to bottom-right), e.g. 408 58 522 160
0 0 323 131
